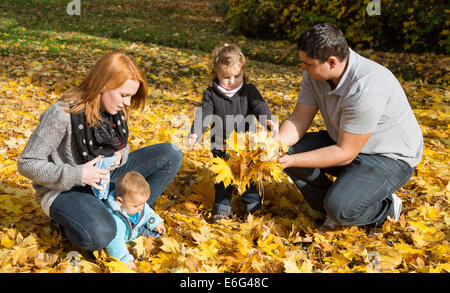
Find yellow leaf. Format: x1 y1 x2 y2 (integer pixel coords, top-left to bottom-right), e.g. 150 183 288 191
211 130 288 195
79 260 104 273
0 235 15 248
211 156 234 187
194 239 219 260
160 236 181 254
104 258 136 273
408 220 437 233
378 247 403 271
429 263 450 273
283 254 301 273
138 260 154 273
130 237 146 259
393 239 423 256
0 197 23 216
33 252 59 268
299 258 313 273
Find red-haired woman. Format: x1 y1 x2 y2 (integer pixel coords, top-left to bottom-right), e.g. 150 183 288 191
18 52 182 252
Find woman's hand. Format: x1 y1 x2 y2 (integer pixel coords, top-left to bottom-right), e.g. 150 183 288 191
82 155 110 190
188 133 198 150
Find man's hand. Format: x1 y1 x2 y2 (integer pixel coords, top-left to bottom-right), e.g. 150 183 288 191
277 103 318 147
279 154 295 169
278 129 372 169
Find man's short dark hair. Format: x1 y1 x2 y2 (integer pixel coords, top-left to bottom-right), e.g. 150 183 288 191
298 23 350 63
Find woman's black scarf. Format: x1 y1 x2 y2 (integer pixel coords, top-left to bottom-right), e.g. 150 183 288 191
71 110 128 163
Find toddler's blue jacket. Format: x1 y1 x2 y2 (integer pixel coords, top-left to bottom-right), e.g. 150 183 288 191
105 191 163 263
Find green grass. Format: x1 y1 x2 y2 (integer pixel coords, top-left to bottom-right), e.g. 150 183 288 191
0 0 448 86
1 1 221 49
0 0 300 64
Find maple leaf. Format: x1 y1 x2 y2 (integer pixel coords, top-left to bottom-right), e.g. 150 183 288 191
283 253 301 273
377 247 403 272
33 252 59 268
210 130 288 195
104 257 136 273
210 156 234 188
160 236 181 254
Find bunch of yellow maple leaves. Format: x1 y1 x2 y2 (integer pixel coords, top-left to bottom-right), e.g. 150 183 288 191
211 129 288 195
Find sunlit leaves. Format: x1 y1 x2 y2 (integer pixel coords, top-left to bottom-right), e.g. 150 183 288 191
211 130 288 195
0 0 448 273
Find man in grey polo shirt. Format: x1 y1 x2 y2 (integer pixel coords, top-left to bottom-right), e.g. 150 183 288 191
277 23 423 228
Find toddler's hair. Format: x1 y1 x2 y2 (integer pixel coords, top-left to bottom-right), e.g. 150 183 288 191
210 43 247 80
115 171 150 198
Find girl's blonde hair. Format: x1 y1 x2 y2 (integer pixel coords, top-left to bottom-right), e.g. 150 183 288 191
115 171 150 198
61 52 148 127
209 43 247 80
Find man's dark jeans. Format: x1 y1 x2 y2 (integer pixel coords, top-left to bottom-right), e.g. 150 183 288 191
49 143 183 251
284 131 414 226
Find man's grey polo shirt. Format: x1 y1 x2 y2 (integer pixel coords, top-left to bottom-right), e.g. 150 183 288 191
298 48 423 167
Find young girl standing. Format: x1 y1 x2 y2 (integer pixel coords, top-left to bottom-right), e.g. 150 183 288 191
188 43 277 222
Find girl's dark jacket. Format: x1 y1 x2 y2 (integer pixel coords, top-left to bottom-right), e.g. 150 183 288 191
190 79 272 156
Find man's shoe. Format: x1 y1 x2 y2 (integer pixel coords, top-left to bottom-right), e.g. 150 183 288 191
391 193 402 222
319 216 340 232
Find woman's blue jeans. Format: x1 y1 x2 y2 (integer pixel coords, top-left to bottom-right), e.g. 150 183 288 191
49 143 183 251
284 131 415 226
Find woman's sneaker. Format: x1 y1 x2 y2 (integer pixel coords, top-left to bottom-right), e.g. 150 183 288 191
50 219 67 239
391 193 402 222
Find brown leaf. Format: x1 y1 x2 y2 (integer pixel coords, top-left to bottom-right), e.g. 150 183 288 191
34 252 58 268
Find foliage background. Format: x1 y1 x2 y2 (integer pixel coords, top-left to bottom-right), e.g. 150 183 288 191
0 0 448 273
226 0 450 55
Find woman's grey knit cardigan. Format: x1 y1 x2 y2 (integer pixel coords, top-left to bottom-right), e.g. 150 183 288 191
17 101 129 215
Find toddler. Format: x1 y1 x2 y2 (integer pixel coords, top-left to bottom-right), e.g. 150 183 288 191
105 171 166 270
188 43 277 223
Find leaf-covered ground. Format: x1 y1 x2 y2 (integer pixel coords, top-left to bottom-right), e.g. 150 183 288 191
0 0 448 273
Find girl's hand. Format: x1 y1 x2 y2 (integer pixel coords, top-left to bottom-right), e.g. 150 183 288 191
82 155 110 190
109 151 122 170
154 223 166 234
188 133 198 150
267 120 279 136
272 131 281 142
